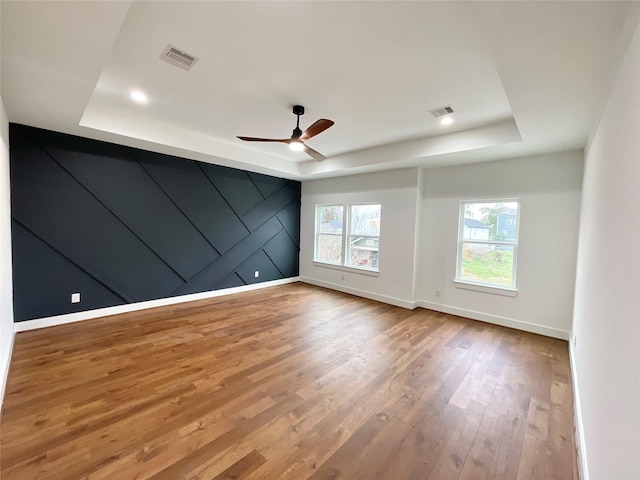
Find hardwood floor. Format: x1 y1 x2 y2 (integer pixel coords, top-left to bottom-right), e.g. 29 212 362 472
0 283 578 479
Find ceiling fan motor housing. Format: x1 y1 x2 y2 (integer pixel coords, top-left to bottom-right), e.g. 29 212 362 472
292 105 305 138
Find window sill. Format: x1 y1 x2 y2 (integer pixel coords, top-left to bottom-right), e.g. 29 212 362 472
453 280 518 297
313 261 380 277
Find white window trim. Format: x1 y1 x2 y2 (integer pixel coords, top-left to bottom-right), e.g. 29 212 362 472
314 202 381 273
455 199 521 292
313 261 380 277
453 280 518 297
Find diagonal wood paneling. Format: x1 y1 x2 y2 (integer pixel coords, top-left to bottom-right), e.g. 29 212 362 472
263 229 300 278
241 183 299 231
12 221 127 320
133 150 250 254
10 126 186 305
248 171 288 198
171 218 283 296
47 145 220 281
277 199 301 248
199 163 265 217
10 124 301 322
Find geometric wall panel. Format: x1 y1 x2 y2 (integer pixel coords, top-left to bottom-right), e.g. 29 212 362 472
213 272 246 291
134 150 250 254
12 221 126 321
236 249 284 285
263 229 300 278
248 171 288 199
9 124 301 322
276 200 301 248
199 163 266 217
49 146 220 280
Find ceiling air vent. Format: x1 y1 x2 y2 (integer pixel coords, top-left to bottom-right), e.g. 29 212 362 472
159 45 198 71
428 105 454 118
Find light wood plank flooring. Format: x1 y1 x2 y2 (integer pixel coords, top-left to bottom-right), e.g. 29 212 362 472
0 283 578 479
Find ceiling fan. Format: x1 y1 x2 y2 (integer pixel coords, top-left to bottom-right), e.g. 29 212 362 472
237 105 334 161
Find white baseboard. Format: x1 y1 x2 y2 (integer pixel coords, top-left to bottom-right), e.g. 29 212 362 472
415 300 571 341
297 279 571 341
299 277 416 310
1 326 16 411
15 277 300 332
569 341 589 480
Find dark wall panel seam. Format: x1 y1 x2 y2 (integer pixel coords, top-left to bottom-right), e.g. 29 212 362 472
247 173 267 201
196 162 252 237
135 158 222 257
29 134 190 284
261 249 285 278
170 218 283 296
278 199 302 250
11 218 132 303
241 184 298 231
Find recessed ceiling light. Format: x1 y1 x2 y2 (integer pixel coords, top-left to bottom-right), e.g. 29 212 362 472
289 141 305 151
130 90 148 104
439 116 454 125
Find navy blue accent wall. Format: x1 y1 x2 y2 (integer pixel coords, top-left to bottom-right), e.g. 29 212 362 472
10 124 301 321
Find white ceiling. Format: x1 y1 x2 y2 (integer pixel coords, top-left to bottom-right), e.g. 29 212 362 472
1 1 638 180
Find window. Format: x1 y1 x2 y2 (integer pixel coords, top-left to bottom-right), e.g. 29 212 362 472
315 204 344 265
456 200 520 290
315 203 381 272
348 204 381 270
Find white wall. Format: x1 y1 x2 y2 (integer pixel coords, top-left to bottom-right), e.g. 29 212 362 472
300 168 419 308
572 19 640 480
1 0 16 408
415 151 583 339
300 154 583 343
0 97 15 407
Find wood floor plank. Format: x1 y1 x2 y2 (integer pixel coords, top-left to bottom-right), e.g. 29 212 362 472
1 283 578 479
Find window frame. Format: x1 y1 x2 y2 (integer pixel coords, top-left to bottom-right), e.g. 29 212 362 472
314 204 345 266
455 199 521 295
314 202 381 274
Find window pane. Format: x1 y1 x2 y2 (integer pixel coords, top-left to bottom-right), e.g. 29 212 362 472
348 237 379 269
460 243 514 286
318 205 343 234
316 234 343 264
462 201 518 243
350 204 381 235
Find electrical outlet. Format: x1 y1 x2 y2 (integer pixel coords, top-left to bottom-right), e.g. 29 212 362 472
254 271 259 278
341 274 345 281
435 289 441 297
71 292 81 303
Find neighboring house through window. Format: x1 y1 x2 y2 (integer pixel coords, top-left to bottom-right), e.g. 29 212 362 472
456 200 520 290
463 218 490 247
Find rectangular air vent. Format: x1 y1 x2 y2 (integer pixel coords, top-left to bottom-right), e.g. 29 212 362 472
160 45 198 71
428 105 455 118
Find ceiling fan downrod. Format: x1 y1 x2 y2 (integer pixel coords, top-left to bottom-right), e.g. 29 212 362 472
291 105 304 139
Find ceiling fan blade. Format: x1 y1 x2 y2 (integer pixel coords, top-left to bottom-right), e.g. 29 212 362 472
300 119 334 141
237 136 289 143
303 144 327 161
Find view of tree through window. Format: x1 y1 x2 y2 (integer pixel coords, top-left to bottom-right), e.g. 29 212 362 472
316 205 344 264
348 204 381 269
457 200 520 288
